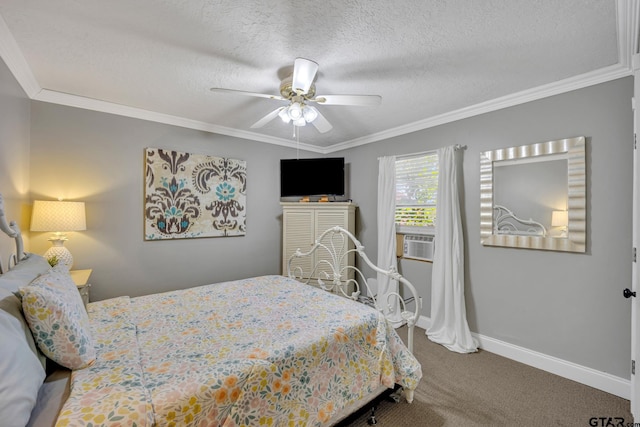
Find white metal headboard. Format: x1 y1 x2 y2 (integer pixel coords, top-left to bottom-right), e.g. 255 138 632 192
0 193 26 272
287 226 421 354
493 204 547 237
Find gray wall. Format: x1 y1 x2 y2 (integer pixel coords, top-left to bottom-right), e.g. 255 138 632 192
0 58 31 269
28 102 313 301
340 77 633 379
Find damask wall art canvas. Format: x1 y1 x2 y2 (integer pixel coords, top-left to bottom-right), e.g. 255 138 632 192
144 148 247 240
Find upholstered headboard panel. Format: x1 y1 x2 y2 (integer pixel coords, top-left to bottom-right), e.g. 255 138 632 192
0 255 53 426
0 192 56 426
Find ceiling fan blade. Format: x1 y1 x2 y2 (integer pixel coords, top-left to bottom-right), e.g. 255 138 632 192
210 87 285 101
250 107 285 129
292 58 319 95
311 110 333 134
313 94 382 107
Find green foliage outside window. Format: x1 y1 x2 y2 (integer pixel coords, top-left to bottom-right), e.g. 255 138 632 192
394 153 438 229
395 206 436 227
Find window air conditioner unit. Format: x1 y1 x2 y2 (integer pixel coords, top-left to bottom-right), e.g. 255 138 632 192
403 234 434 261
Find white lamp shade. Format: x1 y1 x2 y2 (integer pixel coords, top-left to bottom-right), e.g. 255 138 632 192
31 200 86 271
30 200 86 232
278 108 291 123
551 210 568 227
302 105 318 123
287 102 303 120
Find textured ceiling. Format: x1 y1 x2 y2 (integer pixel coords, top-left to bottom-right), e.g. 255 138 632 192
0 1 632 152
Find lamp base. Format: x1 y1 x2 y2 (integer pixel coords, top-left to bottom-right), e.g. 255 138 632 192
43 239 73 270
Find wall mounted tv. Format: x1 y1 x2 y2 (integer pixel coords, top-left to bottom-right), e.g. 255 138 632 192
280 157 345 198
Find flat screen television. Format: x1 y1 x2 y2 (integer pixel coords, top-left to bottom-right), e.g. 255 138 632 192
280 157 345 197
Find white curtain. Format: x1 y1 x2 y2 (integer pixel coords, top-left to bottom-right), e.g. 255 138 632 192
426 146 478 353
377 156 402 325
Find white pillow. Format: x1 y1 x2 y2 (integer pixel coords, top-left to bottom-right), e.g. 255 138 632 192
20 270 96 370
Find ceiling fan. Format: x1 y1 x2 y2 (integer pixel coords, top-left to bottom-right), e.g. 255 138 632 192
210 58 382 134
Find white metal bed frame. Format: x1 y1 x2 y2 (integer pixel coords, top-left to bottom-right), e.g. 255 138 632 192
493 204 547 237
0 194 25 273
287 225 421 404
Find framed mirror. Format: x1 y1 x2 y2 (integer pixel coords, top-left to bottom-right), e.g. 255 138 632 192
480 136 586 253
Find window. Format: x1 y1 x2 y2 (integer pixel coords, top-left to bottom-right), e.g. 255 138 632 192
395 153 438 234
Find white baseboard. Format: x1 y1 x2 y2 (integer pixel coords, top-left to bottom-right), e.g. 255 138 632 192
416 315 630 399
416 315 431 331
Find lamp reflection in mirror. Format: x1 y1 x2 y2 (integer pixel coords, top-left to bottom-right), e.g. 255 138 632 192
30 200 86 270
551 210 569 237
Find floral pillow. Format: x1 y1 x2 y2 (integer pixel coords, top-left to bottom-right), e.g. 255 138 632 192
20 269 96 369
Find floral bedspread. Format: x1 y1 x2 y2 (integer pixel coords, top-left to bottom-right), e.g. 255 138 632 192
56 275 422 426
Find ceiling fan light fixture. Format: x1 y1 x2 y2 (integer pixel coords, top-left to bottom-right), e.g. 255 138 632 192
292 58 319 95
278 108 291 123
287 102 303 120
303 105 318 123
293 117 306 127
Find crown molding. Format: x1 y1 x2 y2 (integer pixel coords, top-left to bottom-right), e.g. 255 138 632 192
21 63 633 156
32 89 324 153
0 14 40 98
0 12 322 154
326 0 638 153
324 63 632 153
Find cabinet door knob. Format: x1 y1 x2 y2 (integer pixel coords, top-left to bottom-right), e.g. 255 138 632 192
623 288 636 299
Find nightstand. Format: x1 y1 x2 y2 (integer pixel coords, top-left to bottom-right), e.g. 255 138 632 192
69 269 92 308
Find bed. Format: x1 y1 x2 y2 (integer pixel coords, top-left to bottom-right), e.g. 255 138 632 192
0 194 422 427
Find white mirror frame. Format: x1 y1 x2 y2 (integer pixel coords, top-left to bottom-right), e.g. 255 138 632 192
480 136 586 253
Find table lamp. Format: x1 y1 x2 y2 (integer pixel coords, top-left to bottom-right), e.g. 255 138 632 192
30 200 86 270
551 210 568 237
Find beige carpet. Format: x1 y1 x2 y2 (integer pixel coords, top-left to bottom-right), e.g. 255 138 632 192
339 327 632 426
